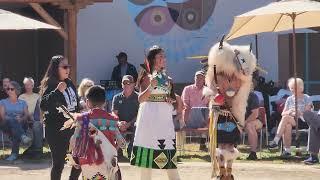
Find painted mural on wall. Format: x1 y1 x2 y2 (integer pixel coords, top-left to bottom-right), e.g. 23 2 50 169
127 0 217 62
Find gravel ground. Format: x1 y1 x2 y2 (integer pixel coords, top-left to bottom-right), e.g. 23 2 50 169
0 161 320 180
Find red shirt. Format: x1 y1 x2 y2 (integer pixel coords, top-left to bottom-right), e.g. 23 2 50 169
77 108 119 147
181 84 209 108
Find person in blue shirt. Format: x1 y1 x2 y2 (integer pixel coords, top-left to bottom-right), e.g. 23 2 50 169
0 81 31 161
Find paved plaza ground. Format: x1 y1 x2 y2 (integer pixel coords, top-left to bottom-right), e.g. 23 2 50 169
0 161 319 180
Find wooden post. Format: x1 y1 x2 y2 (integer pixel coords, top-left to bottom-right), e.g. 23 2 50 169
67 8 77 84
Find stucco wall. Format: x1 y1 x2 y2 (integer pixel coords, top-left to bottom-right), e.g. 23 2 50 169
77 0 278 84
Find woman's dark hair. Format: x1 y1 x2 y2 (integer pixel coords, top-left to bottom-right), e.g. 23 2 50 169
146 45 164 73
39 55 66 95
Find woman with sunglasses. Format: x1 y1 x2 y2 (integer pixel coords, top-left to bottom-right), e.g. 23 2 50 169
39 55 81 180
0 81 31 161
130 46 180 180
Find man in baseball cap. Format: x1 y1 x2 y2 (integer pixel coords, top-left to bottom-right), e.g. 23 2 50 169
111 52 138 87
121 75 134 84
112 74 139 159
181 70 209 151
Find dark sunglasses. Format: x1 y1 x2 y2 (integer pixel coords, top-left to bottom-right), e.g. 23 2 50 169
122 82 132 85
60 65 71 69
6 88 15 91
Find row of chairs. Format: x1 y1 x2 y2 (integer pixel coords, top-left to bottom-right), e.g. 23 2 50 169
176 107 269 155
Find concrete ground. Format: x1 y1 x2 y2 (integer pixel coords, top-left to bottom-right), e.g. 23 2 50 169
0 161 319 180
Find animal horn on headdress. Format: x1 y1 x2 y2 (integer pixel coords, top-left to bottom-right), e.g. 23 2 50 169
219 35 225 50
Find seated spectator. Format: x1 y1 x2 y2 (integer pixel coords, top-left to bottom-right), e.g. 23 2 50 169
0 81 31 161
174 94 187 152
111 52 138 87
77 78 94 111
173 94 185 130
245 91 262 160
268 78 312 158
0 78 10 100
254 90 264 107
182 70 209 151
269 94 290 135
302 110 320 165
112 75 139 159
19 77 42 158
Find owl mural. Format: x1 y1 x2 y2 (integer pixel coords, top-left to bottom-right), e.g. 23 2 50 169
127 0 217 62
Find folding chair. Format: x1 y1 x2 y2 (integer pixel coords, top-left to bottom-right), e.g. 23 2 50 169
258 107 269 150
242 107 268 152
176 107 209 155
177 127 208 155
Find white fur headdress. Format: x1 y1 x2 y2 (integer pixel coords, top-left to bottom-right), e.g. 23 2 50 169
206 38 257 126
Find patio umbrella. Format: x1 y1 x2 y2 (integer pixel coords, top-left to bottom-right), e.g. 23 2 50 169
226 0 320 147
0 9 59 30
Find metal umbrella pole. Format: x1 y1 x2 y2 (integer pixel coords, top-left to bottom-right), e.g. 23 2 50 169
289 12 300 153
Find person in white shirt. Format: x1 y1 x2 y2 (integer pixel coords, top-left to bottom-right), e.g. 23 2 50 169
19 77 42 158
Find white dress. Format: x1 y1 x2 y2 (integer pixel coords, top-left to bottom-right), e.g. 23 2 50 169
130 72 177 169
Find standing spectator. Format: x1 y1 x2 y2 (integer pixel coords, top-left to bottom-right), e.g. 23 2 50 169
19 77 42 158
268 78 312 157
77 78 94 111
245 91 262 160
112 75 139 159
111 52 138 87
181 70 209 150
302 110 320 165
39 55 81 180
0 78 10 100
0 81 31 161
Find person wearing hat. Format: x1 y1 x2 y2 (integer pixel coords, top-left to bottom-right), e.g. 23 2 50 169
181 70 210 151
111 52 138 87
112 75 139 159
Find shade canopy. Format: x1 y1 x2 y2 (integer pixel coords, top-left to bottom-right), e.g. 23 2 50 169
226 0 320 40
0 9 59 30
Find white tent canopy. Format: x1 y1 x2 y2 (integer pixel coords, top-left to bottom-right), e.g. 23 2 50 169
0 8 59 30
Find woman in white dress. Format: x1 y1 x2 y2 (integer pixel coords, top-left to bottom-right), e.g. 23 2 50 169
130 45 180 180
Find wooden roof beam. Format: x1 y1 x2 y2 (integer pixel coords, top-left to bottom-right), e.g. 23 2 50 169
0 0 112 3
0 0 58 2
29 3 68 40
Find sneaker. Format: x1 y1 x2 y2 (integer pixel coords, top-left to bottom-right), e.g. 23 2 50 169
281 151 291 158
21 135 32 144
295 151 303 156
268 141 278 149
247 152 258 160
22 148 43 159
5 153 18 161
304 156 319 165
199 144 208 152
